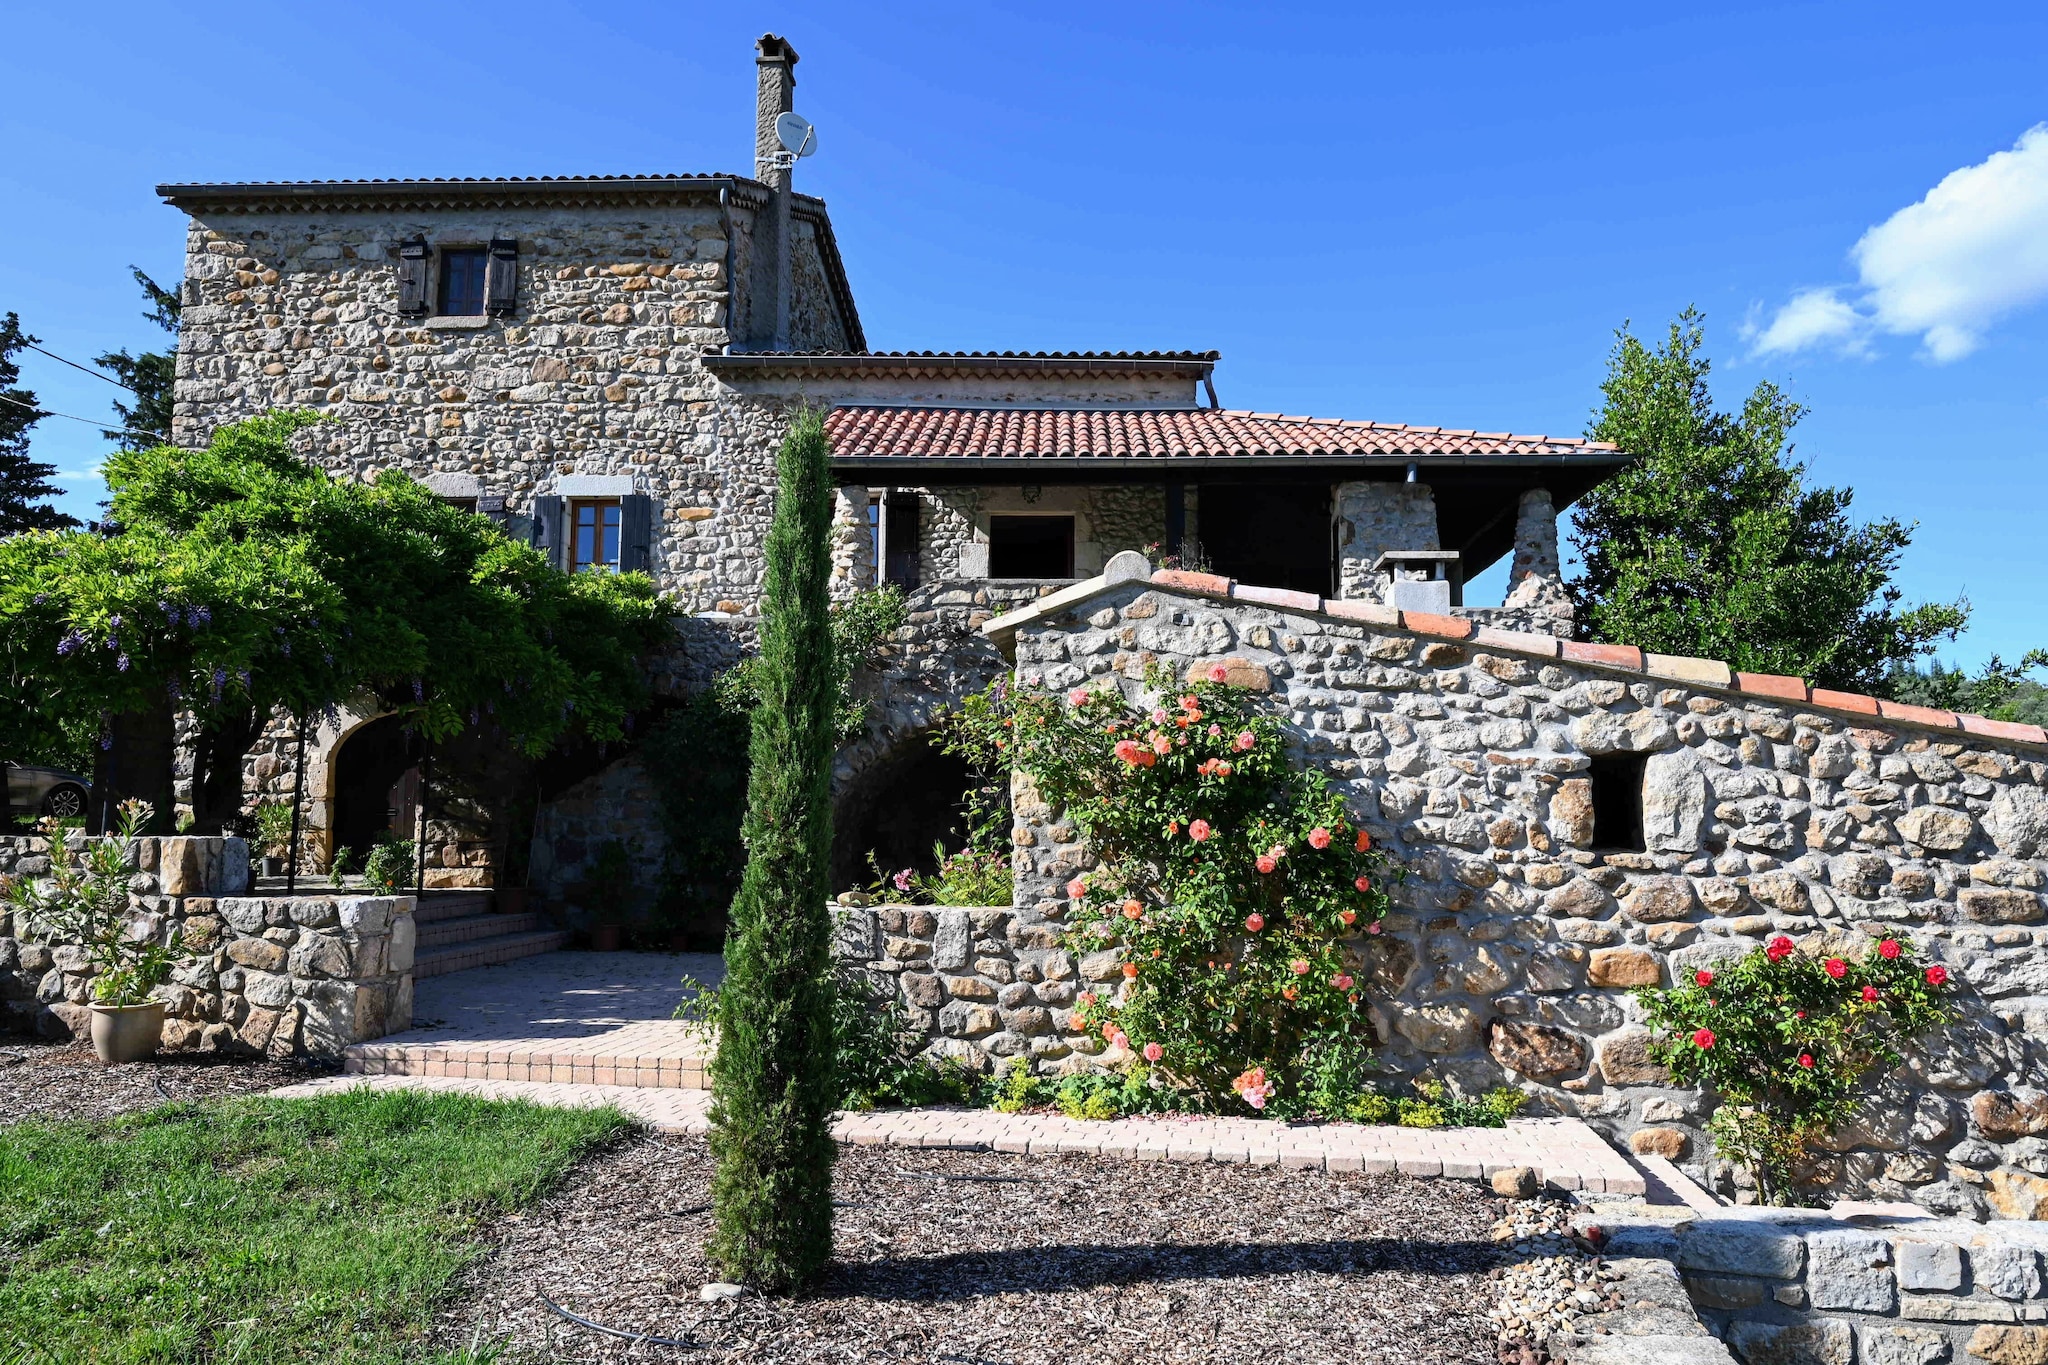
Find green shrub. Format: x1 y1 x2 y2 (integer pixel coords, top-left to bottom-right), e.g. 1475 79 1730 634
1637 933 1954 1203
362 840 415 895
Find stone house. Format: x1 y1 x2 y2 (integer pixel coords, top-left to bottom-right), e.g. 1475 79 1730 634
156 35 1623 941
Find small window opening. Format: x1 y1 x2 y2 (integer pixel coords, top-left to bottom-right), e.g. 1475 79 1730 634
437 248 489 316
987 515 1075 579
569 498 621 572
1588 753 1648 851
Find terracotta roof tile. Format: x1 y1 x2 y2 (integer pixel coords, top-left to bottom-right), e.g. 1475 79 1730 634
826 406 1619 462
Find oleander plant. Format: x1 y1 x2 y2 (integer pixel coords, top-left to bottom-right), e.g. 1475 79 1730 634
1637 933 1956 1204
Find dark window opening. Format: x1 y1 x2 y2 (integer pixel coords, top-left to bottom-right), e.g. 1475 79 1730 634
1589 753 1648 851
437 248 489 316
1197 482 1333 595
570 498 621 572
882 489 920 587
988 515 1075 579
440 496 479 515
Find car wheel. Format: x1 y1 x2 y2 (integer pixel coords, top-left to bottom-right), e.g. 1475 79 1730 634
41 785 86 819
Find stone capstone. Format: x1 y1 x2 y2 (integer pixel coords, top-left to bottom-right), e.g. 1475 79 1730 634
1897 1240 1965 1292
1675 1223 1807 1279
1807 1230 1897 1313
1727 1317 1852 1365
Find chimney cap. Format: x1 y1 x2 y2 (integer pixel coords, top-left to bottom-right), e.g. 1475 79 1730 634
756 33 799 65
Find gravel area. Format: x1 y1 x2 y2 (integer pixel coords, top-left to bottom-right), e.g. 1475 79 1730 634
1487 1198 1623 1363
440 1134 1505 1364
0 1037 336 1124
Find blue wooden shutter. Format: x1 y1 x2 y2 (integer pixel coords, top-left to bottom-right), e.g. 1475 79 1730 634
485 237 518 317
619 494 655 575
531 495 565 569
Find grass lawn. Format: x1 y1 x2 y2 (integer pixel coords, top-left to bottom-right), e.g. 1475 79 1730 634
0 1087 633 1364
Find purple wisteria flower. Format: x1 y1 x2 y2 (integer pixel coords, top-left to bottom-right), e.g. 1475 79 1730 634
412 679 424 701
189 605 212 626
117 653 130 672
56 631 85 656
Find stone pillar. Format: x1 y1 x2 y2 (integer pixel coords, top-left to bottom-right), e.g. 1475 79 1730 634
829 485 874 596
1503 488 1573 629
1334 480 1439 602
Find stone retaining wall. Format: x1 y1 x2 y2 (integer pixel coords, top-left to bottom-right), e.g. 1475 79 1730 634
947 568 2048 1216
1601 1206 2048 1365
0 835 413 1055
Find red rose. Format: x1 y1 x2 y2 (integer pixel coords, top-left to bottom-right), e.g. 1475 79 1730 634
1926 965 1949 986
1824 958 1847 979
1861 985 1879 1002
1695 969 1714 988
1355 830 1372 852
1355 876 1372 894
1879 939 1901 960
1798 1053 1815 1068
1244 913 1265 933
1692 1028 1716 1050
1766 936 1794 962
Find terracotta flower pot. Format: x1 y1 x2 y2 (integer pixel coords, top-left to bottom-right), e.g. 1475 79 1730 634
590 924 623 952
89 1000 167 1064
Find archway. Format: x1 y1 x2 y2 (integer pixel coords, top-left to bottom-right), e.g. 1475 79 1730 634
329 714 425 868
831 732 980 892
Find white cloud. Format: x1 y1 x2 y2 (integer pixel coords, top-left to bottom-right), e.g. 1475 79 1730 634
1749 123 2048 362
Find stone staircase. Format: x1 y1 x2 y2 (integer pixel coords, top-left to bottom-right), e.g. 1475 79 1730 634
411 889 569 978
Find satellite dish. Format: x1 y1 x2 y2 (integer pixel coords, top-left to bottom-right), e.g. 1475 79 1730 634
775 111 816 157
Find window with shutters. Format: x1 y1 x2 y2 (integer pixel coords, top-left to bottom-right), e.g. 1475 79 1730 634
569 498 622 572
437 248 489 317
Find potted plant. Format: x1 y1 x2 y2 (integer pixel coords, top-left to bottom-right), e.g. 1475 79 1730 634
363 838 417 896
252 800 296 879
8 800 186 1063
585 838 636 951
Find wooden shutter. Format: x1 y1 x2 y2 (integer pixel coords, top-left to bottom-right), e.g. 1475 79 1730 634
531 495 565 570
396 237 430 316
485 237 519 317
619 494 656 575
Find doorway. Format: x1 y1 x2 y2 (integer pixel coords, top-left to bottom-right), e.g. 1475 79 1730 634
330 715 425 867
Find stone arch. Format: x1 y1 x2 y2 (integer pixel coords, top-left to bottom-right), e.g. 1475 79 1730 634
322 710 423 871
830 726 983 892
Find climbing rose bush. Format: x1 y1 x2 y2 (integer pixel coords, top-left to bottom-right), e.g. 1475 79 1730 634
1637 934 1955 1205
963 663 1394 1114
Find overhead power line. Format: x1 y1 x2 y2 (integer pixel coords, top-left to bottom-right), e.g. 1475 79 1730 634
0 391 168 443
25 342 139 393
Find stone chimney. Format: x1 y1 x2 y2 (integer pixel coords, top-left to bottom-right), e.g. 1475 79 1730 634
753 33 799 350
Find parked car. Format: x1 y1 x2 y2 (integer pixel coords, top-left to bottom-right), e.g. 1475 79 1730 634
6 764 91 820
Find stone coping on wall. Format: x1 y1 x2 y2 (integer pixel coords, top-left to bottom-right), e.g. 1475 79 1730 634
981 554 2048 753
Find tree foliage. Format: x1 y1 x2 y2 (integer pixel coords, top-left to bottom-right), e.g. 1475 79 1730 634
1886 650 2048 725
707 408 840 1291
94 268 180 453
1570 308 1964 692
0 410 670 826
0 312 78 534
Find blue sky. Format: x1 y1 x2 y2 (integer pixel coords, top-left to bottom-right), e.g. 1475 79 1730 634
3 2 2043 667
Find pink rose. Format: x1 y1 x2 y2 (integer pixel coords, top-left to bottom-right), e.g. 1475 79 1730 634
1109 1029 1128 1049
1113 739 1146 766
1331 973 1353 990
1234 730 1255 752
1366 922 1381 935
1189 819 1212 842
1067 686 1090 706
1151 707 1169 724
1151 733 1172 755
1255 855 1277 874
1142 1041 1163 1062
1244 913 1265 932
1307 827 1331 849
1207 723 1222 738
1065 877 1088 899
1208 663 1230 683
1290 959 1310 976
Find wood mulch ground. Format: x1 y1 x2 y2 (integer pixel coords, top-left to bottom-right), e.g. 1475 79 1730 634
439 1133 1506 1365
0 1037 335 1125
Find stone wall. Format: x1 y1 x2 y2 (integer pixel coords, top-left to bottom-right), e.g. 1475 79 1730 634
950 568 2048 1217
0 835 413 1054
1601 1205 2048 1365
916 484 1170 581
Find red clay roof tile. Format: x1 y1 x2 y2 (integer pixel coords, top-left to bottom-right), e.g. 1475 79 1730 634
825 406 1621 462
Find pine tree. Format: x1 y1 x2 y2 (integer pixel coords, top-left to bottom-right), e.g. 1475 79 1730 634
94 268 180 452
1570 307 1965 693
706 407 840 1291
0 313 78 533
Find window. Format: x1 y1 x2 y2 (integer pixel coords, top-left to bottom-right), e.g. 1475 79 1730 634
1588 753 1648 851
569 498 621 572
437 248 489 316
988 515 1075 579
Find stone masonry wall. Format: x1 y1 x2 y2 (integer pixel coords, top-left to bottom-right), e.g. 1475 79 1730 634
918 485 1169 581
0 835 413 1054
911 570 2048 1218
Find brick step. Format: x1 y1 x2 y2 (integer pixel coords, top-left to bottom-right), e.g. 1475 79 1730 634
416 911 548 950
411 891 496 924
413 930 571 978
343 1020 712 1090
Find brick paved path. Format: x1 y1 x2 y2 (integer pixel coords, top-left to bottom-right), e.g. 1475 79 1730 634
267 1072 1644 1193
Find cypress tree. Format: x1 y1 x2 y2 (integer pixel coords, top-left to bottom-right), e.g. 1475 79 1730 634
706 407 840 1290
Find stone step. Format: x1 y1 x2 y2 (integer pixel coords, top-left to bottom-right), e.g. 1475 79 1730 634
412 930 571 979
342 1019 712 1090
416 911 548 950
